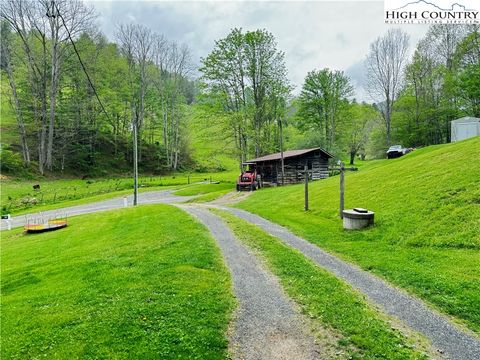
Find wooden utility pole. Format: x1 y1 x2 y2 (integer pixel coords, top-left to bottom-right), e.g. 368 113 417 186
133 118 139 206
280 118 285 186
339 161 345 218
304 163 309 211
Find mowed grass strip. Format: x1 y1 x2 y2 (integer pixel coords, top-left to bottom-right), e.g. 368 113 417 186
1 205 235 359
214 209 429 359
237 137 480 333
174 183 235 203
174 182 233 197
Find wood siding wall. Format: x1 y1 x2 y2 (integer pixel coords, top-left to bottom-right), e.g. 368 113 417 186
256 152 329 185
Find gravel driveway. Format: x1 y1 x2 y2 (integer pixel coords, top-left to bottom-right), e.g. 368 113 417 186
220 207 480 360
0 190 194 231
181 206 323 360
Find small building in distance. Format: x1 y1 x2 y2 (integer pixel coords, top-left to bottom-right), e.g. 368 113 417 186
248 147 333 185
451 117 480 142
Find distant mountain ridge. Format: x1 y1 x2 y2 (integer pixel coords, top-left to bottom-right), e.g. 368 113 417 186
393 0 476 11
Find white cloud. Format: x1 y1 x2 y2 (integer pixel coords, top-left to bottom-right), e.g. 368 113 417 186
86 0 431 101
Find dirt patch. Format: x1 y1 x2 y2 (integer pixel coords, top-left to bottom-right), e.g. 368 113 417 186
209 190 252 205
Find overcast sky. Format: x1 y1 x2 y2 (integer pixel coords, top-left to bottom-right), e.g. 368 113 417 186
86 0 431 101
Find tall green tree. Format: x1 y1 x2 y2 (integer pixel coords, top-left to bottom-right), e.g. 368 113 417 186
392 25 476 147
365 29 410 146
0 20 30 165
200 28 290 168
297 68 353 151
1 0 96 173
341 102 379 165
453 26 480 117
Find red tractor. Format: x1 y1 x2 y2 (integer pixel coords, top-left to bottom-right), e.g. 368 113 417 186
236 162 262 191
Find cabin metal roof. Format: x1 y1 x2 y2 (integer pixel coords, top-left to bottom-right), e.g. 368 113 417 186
248 147 333 163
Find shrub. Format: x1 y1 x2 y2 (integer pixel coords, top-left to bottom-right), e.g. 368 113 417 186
0 145 24 173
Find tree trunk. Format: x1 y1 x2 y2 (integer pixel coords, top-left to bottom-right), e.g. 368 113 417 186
279 118 285 185
385 95 392 146
173 113 179 171
162 96 169 165
234 124 242 171
4 57 30 165
170 95 176 168
255 123 260 157
138 63 146 162
46 18 60 170
349 151 355 165
133 116 139 206
39 84 48 175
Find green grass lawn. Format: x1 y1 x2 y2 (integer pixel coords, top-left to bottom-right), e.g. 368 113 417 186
175 182 234 203
237 137 480 334
215 209 429 359
1 205 235 359
1 170 238 215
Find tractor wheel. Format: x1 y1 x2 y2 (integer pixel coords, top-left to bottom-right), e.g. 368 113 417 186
236 185 241 191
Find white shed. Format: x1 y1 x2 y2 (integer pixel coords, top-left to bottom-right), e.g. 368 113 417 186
451 117 480 142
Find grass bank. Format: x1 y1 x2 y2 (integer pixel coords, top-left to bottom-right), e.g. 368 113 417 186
215 209 429 359
1 205 235 359
237 137 480 333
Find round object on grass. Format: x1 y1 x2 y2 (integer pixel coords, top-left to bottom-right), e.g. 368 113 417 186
342 209 374 230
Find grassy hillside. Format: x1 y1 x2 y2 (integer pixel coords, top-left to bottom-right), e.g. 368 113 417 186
238 137 480 333
0 79 18 145
186 104 238 172
1 205 234 358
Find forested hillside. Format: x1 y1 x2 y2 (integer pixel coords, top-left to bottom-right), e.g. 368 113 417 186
1 0 478 178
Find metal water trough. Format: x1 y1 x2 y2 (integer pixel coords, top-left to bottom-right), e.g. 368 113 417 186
24 220 68 234
24 214 68 234
342 208 374 230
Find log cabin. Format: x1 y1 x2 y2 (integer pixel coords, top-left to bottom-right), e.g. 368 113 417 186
247 147 333 185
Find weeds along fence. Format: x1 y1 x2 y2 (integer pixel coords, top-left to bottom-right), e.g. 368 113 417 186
2 174 223 215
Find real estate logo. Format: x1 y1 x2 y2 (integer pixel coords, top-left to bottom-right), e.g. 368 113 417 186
385 0 479 24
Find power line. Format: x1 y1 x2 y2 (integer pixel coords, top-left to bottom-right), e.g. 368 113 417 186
48 1 138 206
48 1 110 120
